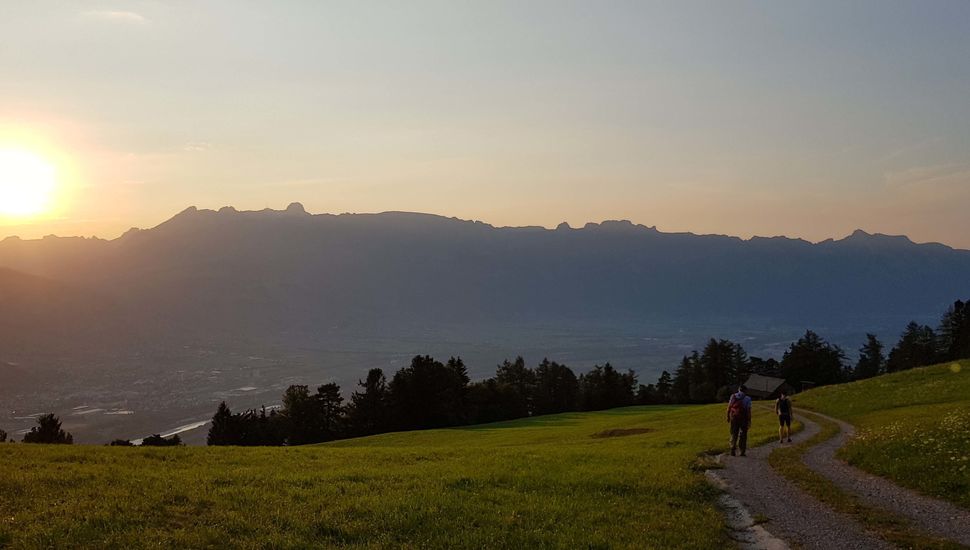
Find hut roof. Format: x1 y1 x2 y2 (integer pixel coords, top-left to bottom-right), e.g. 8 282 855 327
744 374 789 397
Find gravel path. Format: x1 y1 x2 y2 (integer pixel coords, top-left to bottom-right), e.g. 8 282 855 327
799 409 970 546
709 413 891 550
706 469 790 550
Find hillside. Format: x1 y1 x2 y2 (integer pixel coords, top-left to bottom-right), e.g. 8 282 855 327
795 360 970 508
0 267 120 360
2 206 968 331
0 404 783 549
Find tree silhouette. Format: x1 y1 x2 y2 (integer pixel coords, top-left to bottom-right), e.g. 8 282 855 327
247 406 285 446
533 358 579 415
671 356 693 403
466 379 527 424
22 413 73 444
389 355 469 430
205 298 970 448
141 434 181 446
345 369 390 436
207 402 237 445
688 339 750 402
636 383 659 404
208 403 286 446
579 363 636 411
495 356 534 417
780 331 847 387
855 333 885 379
655 371 673 403
0 428 7 443
446 356 471 386
444 357 471 419
887 322 938 372
748 356 781 377
939 299 970 361
315 383 344 440
281 385 320 445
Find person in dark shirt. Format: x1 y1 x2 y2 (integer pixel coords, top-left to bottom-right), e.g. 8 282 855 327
775 391 793 443
727 385 752 456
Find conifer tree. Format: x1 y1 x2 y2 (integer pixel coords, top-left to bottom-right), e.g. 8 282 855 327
855 334 885 379
207 401 237 445
887 322 938 372
345 369 390 436
22 413 73 444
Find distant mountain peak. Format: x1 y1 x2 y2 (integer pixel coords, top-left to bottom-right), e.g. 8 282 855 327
840 229 916 247
748 235 812 246
286 202 308 215
599 220 635 231
579 220 657 234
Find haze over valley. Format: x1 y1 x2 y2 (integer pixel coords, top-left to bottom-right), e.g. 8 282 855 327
2 204 967 443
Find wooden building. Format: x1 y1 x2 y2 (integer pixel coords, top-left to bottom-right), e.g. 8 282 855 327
743 374 795 400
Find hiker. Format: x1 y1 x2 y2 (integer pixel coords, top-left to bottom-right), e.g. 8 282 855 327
726 385 752 456
775 390 793 443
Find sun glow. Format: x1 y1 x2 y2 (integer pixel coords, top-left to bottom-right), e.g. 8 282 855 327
0 149 57 217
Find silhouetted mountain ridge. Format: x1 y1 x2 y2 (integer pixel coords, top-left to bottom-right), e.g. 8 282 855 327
1 205 967 351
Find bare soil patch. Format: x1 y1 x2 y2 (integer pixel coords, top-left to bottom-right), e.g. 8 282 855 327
591 428 654 438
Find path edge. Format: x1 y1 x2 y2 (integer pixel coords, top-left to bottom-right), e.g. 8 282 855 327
705 458 791 550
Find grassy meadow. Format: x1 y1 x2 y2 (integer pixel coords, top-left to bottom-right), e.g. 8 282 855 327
795 360 970 508
0 404 785 549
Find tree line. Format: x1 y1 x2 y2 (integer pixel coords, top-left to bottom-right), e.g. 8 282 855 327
206 357 638 446
203 295 967 446
0 412 183 446
3 299 966 447
641 298 970 404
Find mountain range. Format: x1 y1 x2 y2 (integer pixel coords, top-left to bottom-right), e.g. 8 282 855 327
2 203 966 333
2 204 968 442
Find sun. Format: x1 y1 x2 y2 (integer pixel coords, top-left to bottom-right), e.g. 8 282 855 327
0 149 57 217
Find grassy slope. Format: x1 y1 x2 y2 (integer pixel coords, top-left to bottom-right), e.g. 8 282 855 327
0 405 783 549
795 360 970 508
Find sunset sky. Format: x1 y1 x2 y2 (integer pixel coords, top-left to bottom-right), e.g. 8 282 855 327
2 1 969 247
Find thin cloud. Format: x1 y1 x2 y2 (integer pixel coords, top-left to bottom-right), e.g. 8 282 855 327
263 177 343 188
183 141 212 152
875 137 943 165
885 163 970 190
82 10 149 24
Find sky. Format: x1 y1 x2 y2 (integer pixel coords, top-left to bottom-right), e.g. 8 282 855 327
1 1 970 247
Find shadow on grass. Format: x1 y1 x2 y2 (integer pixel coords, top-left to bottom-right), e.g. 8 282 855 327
450 405 689 432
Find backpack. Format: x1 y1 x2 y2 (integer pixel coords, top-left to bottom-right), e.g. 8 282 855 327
728 395 747 421
778 397 792 416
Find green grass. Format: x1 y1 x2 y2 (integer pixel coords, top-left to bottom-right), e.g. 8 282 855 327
794 360 970 509
0 404 783 549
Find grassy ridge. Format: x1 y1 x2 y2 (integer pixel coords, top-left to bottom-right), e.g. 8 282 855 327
795 360 970 508
1 404 781 549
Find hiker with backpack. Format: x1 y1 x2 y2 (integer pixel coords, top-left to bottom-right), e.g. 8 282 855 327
727 385 752 456
775 390 793 443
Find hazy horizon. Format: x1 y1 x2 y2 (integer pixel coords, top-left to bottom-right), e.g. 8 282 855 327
3 1 970 246
2 202 966 251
